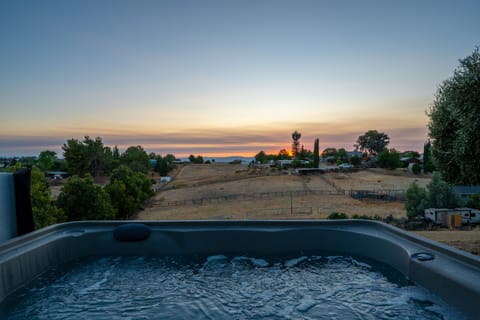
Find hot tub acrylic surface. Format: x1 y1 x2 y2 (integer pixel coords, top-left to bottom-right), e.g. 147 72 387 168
0 255 466 319
0 220 479 319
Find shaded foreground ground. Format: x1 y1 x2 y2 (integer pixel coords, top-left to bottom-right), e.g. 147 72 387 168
138 163 479 254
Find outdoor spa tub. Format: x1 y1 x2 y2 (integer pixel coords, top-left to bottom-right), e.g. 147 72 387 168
0 220 479 319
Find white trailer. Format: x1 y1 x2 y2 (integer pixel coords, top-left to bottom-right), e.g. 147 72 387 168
424 208 480 225
456 207 480 224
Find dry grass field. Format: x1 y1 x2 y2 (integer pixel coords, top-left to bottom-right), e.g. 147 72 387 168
325 168 431 191
139 164 420 220
137 163 480 255
414 229 480 255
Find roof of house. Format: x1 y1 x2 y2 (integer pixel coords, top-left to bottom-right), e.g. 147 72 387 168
453 186 480 195
45 171 68 175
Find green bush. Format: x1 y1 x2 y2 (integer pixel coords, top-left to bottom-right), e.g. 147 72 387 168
350 214 383 220
106 165 154 219
57 175 115 221
351 214 371 220
384 214 395 223
378 149 401 170
466 193 480 209
404 173 462 219
327 212 349 219
405 181 427 219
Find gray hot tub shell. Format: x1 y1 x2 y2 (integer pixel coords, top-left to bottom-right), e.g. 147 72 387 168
0 220 479 319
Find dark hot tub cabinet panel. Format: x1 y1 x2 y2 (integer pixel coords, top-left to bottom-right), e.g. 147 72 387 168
0 220 479 319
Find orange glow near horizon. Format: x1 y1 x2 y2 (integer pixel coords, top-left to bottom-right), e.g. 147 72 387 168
2 1 477 158
0 123 427 158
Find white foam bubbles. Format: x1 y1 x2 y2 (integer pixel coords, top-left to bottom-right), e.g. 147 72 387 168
285 256 308 267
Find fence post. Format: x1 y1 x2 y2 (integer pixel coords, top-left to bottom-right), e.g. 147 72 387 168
290 192 293 215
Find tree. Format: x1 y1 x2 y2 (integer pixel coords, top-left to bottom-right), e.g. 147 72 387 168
337 148 348 163
255 150 267 164
121 145 150 173
377 149 402 170
427 47 480 185
405 181 427 218
37 150 57 171
188 155 204 164
405 172 462 219
277 149 291 160
297 144 313 160
350 156 361 166
57 175 115 221
402 151 420 158
62 138 89 176
164 153 176 164
354 130 390 155
23 166 65 228
84 136 112 177
155 154 176 176
426 172 462 209
313 138 320 168
291 130 301 158
112 145 120 159
321 148 337 158
105 165 154 219
423 140 434 173
62 136 112 177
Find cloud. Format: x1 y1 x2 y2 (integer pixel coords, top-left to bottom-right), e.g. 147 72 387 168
0 122 429 157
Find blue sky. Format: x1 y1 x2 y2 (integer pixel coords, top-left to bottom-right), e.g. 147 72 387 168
1 0 479 157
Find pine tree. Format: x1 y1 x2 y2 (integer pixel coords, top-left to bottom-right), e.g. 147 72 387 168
313 138 320 168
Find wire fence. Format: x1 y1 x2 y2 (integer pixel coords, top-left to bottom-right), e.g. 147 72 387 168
348 189 406 201
150 188 406 208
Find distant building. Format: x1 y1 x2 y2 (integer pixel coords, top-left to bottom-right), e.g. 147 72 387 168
347 151 363 159
149 159 157 168
276 160 294 167
160 176 172 183
45 171 69 179
453 186 480 201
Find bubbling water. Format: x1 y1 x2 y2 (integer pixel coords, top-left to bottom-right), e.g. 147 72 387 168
0 254 466 319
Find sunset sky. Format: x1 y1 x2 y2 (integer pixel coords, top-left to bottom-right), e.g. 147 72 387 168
1 0 479 157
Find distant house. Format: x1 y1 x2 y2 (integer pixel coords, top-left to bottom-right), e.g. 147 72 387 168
45 171 69 179
346 151 363 159
276 160 294 168
149 159 157 168
453 186 480 201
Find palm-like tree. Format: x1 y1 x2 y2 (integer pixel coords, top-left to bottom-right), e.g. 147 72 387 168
291 130 301 157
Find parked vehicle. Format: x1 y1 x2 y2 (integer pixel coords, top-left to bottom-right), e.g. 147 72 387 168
424 208 480 226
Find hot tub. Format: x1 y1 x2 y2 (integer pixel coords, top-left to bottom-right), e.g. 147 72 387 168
0 220 479 319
